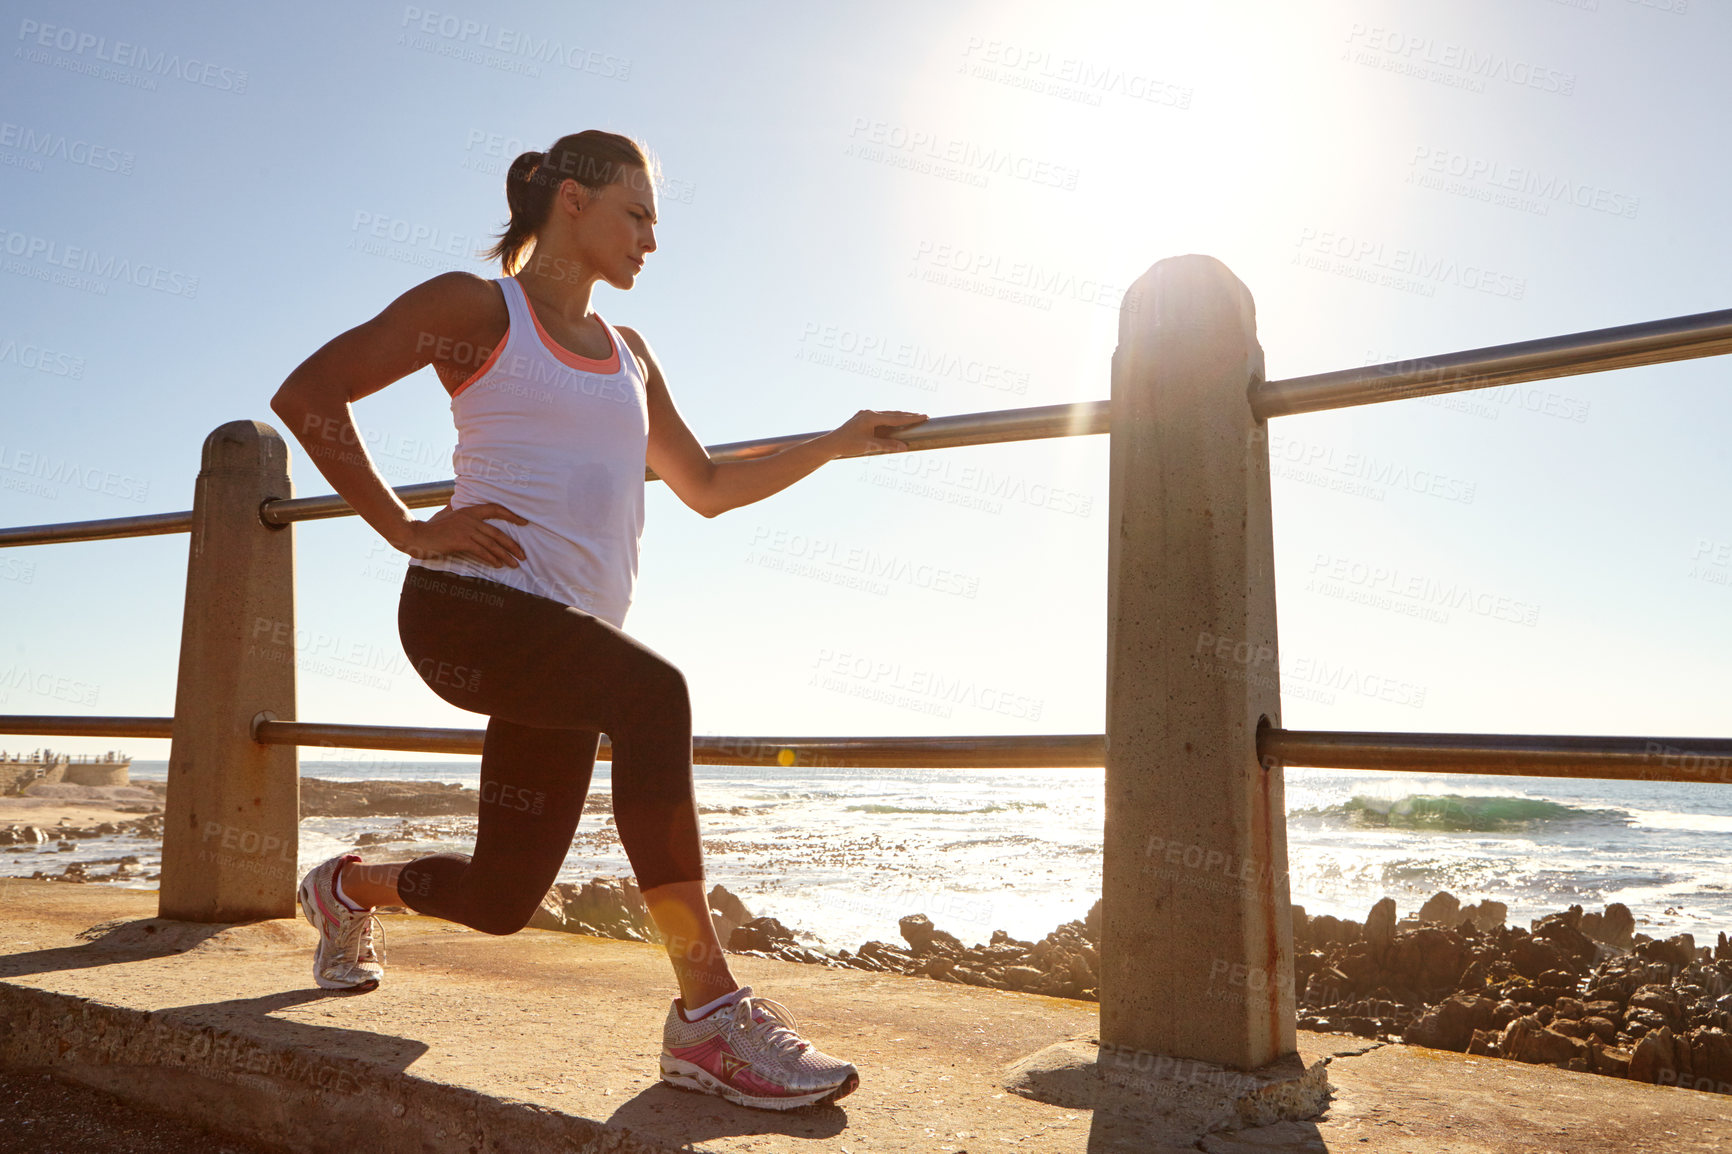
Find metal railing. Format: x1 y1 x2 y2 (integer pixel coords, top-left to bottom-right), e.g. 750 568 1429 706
4 255 1728 1071
6 713 1728 786
5 305 1729 778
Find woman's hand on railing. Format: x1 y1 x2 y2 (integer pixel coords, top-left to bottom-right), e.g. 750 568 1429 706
392 502 529 569
826 410 929 458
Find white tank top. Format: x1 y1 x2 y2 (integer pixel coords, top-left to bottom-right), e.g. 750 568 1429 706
407 275 649 628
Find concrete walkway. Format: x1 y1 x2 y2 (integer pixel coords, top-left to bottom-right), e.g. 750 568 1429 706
1 880 1728 1153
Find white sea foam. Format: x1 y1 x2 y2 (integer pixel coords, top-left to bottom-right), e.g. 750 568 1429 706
1622 808 1732 835
14 760 1732 948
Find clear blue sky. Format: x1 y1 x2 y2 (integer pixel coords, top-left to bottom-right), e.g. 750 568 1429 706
3 0 1728 764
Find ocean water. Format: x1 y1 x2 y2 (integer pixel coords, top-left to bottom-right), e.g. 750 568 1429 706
13 759 1732 954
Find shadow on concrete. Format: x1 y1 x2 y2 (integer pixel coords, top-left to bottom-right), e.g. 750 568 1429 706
605 1083 853 1144
154 987 433 1072
0 918 244 977
1081 1113 1331 1152
1 916 434 1072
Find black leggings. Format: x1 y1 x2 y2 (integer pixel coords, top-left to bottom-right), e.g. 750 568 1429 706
392 565 703 935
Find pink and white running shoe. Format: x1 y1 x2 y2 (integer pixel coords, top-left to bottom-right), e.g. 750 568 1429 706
297 853 386 991
660 986 859 1110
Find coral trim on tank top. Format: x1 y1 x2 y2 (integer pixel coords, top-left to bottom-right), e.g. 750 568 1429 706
451 335 506 398
520 277 621 374
450 277 622 399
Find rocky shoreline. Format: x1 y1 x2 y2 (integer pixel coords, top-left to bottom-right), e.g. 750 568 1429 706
1293 893 1732 1095
9 778 1731 1096
0 781 166 881
522 878 1732 1098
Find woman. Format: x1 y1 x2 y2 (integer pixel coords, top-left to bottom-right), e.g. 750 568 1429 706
270 129 926 1111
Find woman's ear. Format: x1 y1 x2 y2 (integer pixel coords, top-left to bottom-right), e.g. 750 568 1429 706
552 178 585 217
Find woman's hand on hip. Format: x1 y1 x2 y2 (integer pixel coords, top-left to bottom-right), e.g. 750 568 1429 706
394 502 530 568
829 409 928 458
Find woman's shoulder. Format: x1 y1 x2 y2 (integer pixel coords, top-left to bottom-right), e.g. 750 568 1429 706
610 323 659 379
416 270 506 311
390 271 510 346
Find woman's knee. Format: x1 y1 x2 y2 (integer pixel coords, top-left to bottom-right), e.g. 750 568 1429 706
469 895 543 936
631 657 691 724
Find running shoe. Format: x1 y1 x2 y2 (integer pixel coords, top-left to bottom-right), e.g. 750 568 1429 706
660 985 859 1110
297 853 387 991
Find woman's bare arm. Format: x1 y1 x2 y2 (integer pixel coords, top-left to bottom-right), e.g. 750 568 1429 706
270 272 528 567
619 325 925 518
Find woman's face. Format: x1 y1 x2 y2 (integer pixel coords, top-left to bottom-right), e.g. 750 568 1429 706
547 169 658 290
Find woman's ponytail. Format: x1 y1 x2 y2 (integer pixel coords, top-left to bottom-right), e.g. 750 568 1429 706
483 150 554 277
480 132 658 276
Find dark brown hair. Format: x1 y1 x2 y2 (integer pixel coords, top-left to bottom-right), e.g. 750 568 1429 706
481 130 659 276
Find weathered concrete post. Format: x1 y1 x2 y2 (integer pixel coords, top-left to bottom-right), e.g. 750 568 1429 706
1101 255 1293 1068
159 421 299 922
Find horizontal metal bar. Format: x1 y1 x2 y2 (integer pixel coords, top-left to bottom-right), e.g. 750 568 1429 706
12 716 1728 786
1262 729 1732 784
0 402 1111 543
256 400 1112 527
0 510 193 550
261 723 1732 781
1252 307 1732 418
259 479 456 527
258 720 485 756
13 300 1732 543
253 720 1107 767
0 716 175 740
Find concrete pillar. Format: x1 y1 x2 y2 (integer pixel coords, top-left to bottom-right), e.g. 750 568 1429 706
159 421 299 922
1101 255 1293 1068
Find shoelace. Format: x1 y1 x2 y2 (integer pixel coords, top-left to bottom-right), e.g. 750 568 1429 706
729 994 809 1055
336 907 387 968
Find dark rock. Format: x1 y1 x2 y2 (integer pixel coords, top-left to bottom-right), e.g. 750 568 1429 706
915 955 955 979
1306 914 1360 948
298 777 483 818
1690 1027 1732 1088
1537 969 1581 993
1629 1026 1678 1084
1629 984 1681 1024
1365 898 1397 955
1459 900 1507 932
707 884 752 926
1403 993 1497 1052
559 877 656 940
1532 913 1597 967
1509 937 1569 981
858 940 914 969
1591 1042 1631 1078
1580 903 1636 951
1418 892 1461 927
1386 926 1468 992
525 888 566 931
1500 1015 1586 1066
729 916 796 953
899 913 963 955
705 884 752 948
1636 934 1695 969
